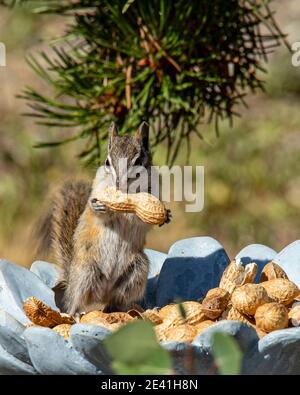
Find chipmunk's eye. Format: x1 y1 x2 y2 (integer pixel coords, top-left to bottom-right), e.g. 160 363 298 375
104 158 111 172
133 156 143 167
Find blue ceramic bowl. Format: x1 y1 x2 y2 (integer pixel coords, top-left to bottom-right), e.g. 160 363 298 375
1 236 300 375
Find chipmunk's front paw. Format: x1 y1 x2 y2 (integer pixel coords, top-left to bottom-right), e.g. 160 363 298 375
159 209 172 227
90 198 107 213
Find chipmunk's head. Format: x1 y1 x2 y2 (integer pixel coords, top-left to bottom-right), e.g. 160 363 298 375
104 121 152 192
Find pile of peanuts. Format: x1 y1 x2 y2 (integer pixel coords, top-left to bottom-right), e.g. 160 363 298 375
23 259 300 342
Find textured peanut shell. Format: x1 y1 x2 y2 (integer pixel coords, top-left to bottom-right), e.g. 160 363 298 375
80 310 108 324
159 304 178 320
23 297 75 328
219 260 258 294
142 310 163 325
260 279 299 305
157 324 197 344
155 322 169 342
225 306 255 327
259 262 288 282
288 304 300 327
256 327 268 339
127 308 162 325
97 187 167 225
161 301 206 327
195 320 216 335
105 312 134 324
81 312 121 331
231 284 269 315
53 324 72 340
202 288 230 319
255 302 289 332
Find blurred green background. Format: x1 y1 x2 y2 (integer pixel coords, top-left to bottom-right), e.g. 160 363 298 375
1 1 300 266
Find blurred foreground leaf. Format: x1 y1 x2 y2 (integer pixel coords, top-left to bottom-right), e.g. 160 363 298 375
103 320 172 375
211 332 242 375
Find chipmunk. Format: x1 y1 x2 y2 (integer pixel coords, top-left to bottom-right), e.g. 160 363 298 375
38 122 170 315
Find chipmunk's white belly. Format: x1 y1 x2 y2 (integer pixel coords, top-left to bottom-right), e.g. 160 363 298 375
98 214 149 280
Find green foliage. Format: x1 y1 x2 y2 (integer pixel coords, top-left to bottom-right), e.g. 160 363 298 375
1 0 288 165
103 320 172 375
211 332 242 375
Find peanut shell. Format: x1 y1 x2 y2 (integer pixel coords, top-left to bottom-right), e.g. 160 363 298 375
53 324 72 340
96 187 168 225
202 288 230 319
288 303 300 327
195 320 215 335
158 304 178 320
105 312 134 324
80 310 108 324
226 306 255 327
259 262 288 282
260 279 299 305
156 324 197 344
219 259 258 294
23 297 75 328
256 327 268 339
142 310 163 325
255 302 288 332
127 309 143 319
231 284 269 315
161 301 206 327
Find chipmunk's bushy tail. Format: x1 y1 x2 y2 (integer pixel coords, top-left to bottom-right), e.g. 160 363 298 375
34 180 91 272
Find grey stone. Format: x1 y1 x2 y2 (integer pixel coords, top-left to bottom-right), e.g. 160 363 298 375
0 343 36 375
144 249 167 278
246 328 300 375
273 240 300 287
0 325 31 365
0 310 25 336
156 237 229 307
192 320 259 354
235 244 277 282
70 324 112 374
30 261 60 289
161 341 212 375
0 260 58 325
24 327 100 375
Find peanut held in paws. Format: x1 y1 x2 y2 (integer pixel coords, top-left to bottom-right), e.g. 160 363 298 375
92 186 170 226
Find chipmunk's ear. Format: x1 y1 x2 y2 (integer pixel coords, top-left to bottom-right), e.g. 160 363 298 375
108 122 118 149
136 121 149 151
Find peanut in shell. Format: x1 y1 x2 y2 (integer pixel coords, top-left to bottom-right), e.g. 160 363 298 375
142 310 163 325
288 303 300 327
53 324 72 340
259 262 288 282
161 301 206 327
225 306 255 327
105 312 134 324
255 302 289 333
231 283 269 315
219 259 258 294
202 288 230 319
80 310 108 324
195 320 216 335
95 187 168 225
156 324 197 344
260 279 299 305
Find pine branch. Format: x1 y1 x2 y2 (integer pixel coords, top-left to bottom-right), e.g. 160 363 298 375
1 0 289 165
